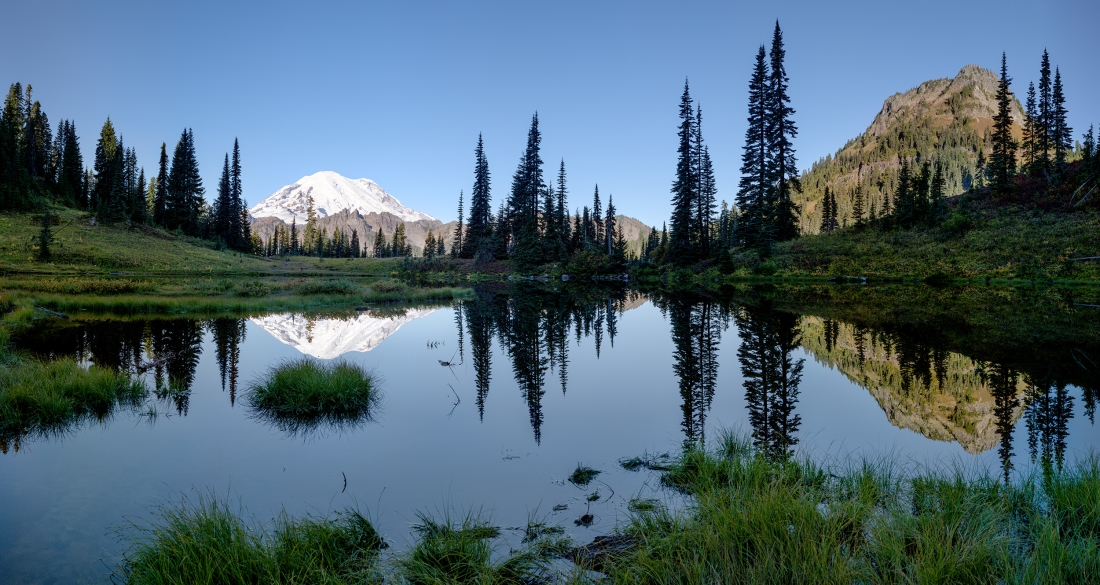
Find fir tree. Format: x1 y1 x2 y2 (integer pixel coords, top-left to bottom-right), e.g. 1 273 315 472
507 114 545 270
92 118 118 214
213 153 232 244
766 21 801 242
290 218 298 254
452 189 464 258
230 138 245 251
392 223 409 257
154 143 168 226
735 47 770 250
604 194 617 256
988 53 1018 195
304 194 318 255
462 134 492 259
436 232 446 257
929 163 946 225
1036 50 1053 177
669 79 696 261
424 230 436 259
1023 82 1040 176
852 162 865 227
893 157 913 228
1051 68 1072 172
698 144 717 256
555 159 570 260
372 229 387 258
0 83 27 209
350 229 359 258
165 129 204 234
975 147 986 189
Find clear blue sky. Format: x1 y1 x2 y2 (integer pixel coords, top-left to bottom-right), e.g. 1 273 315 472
3 0 1097 226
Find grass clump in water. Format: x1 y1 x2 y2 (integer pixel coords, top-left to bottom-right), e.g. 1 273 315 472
119 492 385 585
399 510 549 585
568 464 601 487
247 358 380 432
587 432 1100 585
0 341 146 447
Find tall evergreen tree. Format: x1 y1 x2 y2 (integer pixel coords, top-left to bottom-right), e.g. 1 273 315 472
153 143 168 226
929 163 946 225
230 138 246 251
698 144 717 255
1051 68 1072 172
669 79 696 261
165 129 204 234
462 134 492 259
988 53 1018 195
555 159 570 260
736 47 770 250
591 185 603 247
1023 82 1041 176
92 118 118 214
0 83 27 209
604 194 617 256
893 157 913 227
213 153 232 244
766 21 800 242
452 189 464 258
507 114 545 269
1036 50 1053 177
852 162 865 227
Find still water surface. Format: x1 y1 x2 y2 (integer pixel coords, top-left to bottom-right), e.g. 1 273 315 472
1 285 1097 583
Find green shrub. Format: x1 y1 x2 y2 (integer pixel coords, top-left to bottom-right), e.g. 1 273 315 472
236 281 274 297
368 278 407 294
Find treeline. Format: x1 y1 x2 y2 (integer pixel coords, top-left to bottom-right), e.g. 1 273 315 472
0 83 255 253
256 195 427 259
450 125 631 271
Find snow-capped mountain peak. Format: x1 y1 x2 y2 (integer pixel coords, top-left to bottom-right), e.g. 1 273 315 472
249 171 435 223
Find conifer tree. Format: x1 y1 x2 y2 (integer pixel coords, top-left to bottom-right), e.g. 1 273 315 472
669 79 696 261
1037 50 1053 176
852 162 865 227
542 179 558 256
290 218 298 254
929 163 946 225
214 153 232 244
975 147 986 189
988 53 1018 195
165 129 204 234
819 186 833 233
452 190 464 258
230 138 245 250
766 21 800 242
893 157 913 227
581 206 590 248
698 144 717 256
555 160 570 260
507 114 545 269
462 134 492 258
436 233 446 257
153 143 168 226
591 184 603 247
1051 68 1072 172
914 160 931 223
736 47 770 250
372 229 386 258
1023 82 1040 176
0 83 27 209
92 118 118 214
570 209 583 254
304 195 318 255
392 223 408 257
604 194 617 256
424 230 436 259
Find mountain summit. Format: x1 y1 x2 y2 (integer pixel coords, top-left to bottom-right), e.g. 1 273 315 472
249 171 436 223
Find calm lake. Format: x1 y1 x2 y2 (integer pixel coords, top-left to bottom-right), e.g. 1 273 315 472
2 284 1098 584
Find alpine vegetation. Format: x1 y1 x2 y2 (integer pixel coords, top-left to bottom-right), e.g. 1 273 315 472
246 358 380 433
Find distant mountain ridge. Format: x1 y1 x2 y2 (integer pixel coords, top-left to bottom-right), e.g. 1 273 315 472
798 64 1026 234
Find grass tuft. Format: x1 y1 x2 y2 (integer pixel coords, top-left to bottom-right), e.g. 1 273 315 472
247 358 381 434
568 464 601 487
118 492 385 585
400 509 546 585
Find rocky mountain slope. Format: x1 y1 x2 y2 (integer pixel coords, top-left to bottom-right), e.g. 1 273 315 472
797 64 1026 234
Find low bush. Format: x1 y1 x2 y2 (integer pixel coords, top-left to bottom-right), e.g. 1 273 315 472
367 278 407 294
236 281 274 297
293 279 361 296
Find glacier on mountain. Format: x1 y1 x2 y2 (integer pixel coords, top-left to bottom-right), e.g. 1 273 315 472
251 308 438 359
249 171 436 224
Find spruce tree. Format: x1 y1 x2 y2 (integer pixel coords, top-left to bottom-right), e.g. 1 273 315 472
669 79 696 261
591 184 603 246
230 138 245 250
92 118 118 214
698 144 717 256
988 53 1018 195
0 83 27 210
214 153 232 244
929 163 946 225
735 47 770 250
1051 68 1072 172
462 134 492 259
604 194 617 256
452 190 464 258
165 129 204 234
555 159 570 260
852 162 865 227
1023 82 1040 176
372 229 386 258
819 186 833 233
154 143 168 226
290 218 298 254
424 231 436 259
893 157 913 228
436 232 446 257
1037 50 1053 176
766 21 800 242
